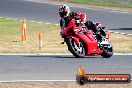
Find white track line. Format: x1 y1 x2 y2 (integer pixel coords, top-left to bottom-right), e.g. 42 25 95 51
110 10 129 14
107 31 132 36
54 24 60 26
0 17 4 18
0 53 132 56
37 21 44 24
45 23 51 25
30 20 36 23
0 80 75 83
113 53 132 55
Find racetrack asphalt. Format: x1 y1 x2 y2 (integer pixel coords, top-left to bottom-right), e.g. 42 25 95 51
0 0 132 34
0 54 132 81
0 0 132 81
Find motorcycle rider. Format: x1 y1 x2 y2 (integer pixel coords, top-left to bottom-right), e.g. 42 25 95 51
59 5 87 28
59 5 103 41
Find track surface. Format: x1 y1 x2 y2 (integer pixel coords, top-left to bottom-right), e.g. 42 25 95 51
0 0 132 81
0 55 132 81
0 0 132 34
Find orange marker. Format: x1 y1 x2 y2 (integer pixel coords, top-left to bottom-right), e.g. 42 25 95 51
21 35 24 44
106 31 110 40
21 19 27 43
38 33 42 50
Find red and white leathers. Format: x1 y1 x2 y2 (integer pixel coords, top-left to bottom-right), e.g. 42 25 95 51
60 12 87 35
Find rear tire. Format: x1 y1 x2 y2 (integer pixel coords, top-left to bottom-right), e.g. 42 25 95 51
66 38 86 58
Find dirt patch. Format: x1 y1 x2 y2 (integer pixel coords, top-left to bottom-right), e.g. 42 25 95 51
0 82 131 88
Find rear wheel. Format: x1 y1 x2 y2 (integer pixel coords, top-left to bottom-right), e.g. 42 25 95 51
66 38 86 58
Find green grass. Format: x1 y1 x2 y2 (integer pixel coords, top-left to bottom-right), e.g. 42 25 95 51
54 0 132 8
0 18 132 53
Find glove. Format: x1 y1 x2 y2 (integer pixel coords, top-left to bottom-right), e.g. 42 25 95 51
69 12 77 17
96 22 102 29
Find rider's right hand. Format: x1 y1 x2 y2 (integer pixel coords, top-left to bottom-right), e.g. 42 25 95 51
69 12 77 18
60 30 64 37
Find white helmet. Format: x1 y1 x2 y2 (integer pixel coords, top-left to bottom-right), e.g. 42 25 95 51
59 5 70 18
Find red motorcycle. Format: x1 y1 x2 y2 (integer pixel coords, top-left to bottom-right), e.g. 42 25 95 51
60 17 113 58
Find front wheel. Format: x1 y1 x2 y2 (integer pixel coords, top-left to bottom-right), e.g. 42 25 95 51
66 38 86 58
100 39 113 58
101 47 113 58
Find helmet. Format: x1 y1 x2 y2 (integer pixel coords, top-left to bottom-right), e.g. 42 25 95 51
59 5 70 18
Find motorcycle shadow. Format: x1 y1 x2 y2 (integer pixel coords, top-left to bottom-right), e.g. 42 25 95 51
23 55 102 59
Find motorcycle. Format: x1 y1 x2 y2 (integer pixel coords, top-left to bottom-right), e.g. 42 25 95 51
60 17 113 58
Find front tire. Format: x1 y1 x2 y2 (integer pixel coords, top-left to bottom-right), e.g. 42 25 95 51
99 38 113 58
66 38 86 58
101 47 113 58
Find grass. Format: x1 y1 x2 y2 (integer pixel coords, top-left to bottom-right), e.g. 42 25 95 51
0 18 68 53
0 18 132 53
110 33 132 53
54 0 132 8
